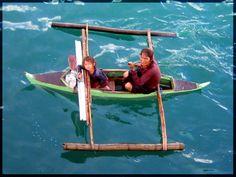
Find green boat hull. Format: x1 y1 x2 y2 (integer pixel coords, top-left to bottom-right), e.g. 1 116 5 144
25 70 210 99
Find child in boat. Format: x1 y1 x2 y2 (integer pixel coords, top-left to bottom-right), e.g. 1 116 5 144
78 56 111 90
62 55 111 90
123 48 161 94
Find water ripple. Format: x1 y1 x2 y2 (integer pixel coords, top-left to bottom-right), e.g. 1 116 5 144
94 43 139 59
32 120 60 147
183 152 213 164
2 4 37 12
38 16 61 31
137 8 149 13
3 21 40 31
202 94 228 111
3 15 61 32
188 3 205 11
193 158 213 164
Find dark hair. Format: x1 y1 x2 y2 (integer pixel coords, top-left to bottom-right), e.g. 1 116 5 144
140 48 154 61
82 56 96 66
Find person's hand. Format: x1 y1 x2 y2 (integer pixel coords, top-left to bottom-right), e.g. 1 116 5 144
123 71 129 78
128 62 135 69
77 72 82 81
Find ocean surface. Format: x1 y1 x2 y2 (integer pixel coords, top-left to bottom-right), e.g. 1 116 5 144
2 1 234 174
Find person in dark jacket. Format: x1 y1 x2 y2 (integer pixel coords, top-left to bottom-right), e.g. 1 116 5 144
62 55 111 90
78 56 111 90
123 48 161 94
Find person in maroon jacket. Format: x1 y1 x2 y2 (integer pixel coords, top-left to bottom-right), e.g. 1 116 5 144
123 48 161 94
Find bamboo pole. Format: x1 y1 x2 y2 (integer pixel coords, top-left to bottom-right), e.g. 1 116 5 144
156 84 168 150
147 29 153 50
51 22 177 37
63 143 184 151
81 30 90 126
81 29 94 146
85 25 93 129
147 30 168 151
86 23 89 55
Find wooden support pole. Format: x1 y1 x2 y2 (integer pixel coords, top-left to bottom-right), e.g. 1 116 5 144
86 23 89 56
147 30 168 151
51 22 177 37
147 29 153 50
63 143 184 151
81 29 94 146
156 84 168 150
81 30 90 126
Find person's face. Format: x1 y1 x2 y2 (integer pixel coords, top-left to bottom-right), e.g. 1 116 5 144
69 59 77 70
140 53 151 69
84 60 95 74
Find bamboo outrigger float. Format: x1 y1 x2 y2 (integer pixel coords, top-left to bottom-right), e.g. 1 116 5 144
51 22 177 37
25 22 210 151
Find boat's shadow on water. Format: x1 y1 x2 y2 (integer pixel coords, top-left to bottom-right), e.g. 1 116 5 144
60 149 176 164
20 84 37 91
23 85 184 160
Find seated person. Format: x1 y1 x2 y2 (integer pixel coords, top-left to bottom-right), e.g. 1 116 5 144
123 48 161 94
79 56 111 90
61 55 111 91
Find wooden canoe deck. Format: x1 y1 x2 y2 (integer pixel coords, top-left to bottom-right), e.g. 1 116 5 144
34 71 198 93
35 72 65 86
174 80 197 91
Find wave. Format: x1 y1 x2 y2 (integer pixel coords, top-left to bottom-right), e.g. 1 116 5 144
202 94 228 111
44 0 85 5
2 4 37 12
193 158 213 164
137 8 149 13
3 21 40 31
3 16 61 32
38 16 61 31
94 43 139 59
183 152 213 164
188 3 205 11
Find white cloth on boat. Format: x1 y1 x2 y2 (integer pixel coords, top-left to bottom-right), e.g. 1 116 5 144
65 70 77 88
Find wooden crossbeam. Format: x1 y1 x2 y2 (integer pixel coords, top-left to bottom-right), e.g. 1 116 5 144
51 22 177 37
63 143 184 151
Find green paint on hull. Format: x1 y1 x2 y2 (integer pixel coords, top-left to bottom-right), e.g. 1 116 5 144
25 72 210 100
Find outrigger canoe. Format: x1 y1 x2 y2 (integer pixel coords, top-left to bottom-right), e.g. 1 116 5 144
25 22 210 151
25 69 210 99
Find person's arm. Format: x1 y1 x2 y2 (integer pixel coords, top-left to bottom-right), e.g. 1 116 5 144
130 68 155 86
96 69 109 88
76 65 84 80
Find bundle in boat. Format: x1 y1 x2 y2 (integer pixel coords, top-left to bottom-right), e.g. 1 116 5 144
63 143 185 151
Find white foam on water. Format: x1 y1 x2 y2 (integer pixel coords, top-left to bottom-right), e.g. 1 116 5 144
188 3 205 11
3 21 40 31
2 5 37 12
194 158 213 164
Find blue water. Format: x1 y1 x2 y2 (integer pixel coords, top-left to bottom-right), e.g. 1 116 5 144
2 2 234 174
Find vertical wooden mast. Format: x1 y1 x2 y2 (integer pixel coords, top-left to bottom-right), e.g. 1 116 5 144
147 30 167 151
81 28 94 146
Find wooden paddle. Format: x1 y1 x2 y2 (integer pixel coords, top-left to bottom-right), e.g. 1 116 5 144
147 30 167 150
